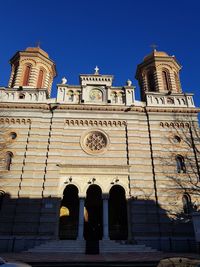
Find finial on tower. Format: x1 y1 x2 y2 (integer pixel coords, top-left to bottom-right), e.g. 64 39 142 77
94 66 99 75
36 41 41 48
150 44 158 51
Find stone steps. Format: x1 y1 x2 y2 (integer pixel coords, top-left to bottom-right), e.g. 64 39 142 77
28 240 86 253
99 240 157 253
27 239 157 253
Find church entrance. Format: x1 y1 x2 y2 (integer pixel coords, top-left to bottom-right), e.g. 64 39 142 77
84 185 103 241
59 185 79 239
109 185 128 240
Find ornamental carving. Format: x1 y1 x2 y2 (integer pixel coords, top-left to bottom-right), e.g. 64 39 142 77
160 121 190 128
0 118 31 124
81 129 109 155
65 119 126 127
85 132 107 151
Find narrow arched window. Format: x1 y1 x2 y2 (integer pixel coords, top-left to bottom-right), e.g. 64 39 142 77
23 65 31 86
68 90 74 102
112 92 118 103
37 69 44 88
5 152 13 171
147 70 156 91
176 155 186 173
182 194 192 214
162 70 171 91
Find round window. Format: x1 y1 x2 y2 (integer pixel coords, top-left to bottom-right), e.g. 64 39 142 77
81 130 109 155
172 135 181 143
10 132 17 140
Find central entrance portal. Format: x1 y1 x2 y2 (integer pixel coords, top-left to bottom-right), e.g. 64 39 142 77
84 185 103 240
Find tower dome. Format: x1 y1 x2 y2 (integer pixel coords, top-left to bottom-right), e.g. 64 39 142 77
8 46 57 96
136 49 182 101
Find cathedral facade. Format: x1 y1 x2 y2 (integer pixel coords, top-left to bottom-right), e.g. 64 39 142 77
0 47 199 253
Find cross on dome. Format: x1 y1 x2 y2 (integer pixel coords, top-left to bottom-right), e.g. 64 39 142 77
150 44 158 51
94 66 99 75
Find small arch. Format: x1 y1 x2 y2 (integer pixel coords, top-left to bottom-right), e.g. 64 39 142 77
5 151 13 171
23 64 32 86
147 69 156 91
176 155 186 173
37 68 45 88
162 69 171 91
67 90 74 102
19 93 25 99
182 194 192 214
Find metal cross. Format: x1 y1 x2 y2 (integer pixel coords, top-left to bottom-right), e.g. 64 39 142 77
36 41 41 48
94 66 99 74
150 44 158 51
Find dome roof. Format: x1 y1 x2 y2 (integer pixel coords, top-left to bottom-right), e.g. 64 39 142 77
25 47 49 58
143 49 169 61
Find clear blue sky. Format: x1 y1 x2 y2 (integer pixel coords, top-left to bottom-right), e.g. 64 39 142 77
0 0 200 106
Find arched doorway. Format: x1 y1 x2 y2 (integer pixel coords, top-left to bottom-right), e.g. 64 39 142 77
109 185 128 240
59 185 79 239
84 185 103 240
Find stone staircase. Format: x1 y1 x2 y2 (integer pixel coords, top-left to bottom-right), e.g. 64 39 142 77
99 240 157 253
27 239 157 253
28 240 86 253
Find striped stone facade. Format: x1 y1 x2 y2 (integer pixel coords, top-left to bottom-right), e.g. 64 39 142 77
0 48 199 253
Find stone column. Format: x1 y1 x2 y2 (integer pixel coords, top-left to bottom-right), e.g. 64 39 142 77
103 196 109 240
77 197 85 240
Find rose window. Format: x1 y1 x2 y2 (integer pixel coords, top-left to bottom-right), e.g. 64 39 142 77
85 132 106 151
81 130 109 155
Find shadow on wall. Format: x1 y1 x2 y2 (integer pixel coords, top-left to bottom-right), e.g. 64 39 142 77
0 193 197 253
130 198 196 253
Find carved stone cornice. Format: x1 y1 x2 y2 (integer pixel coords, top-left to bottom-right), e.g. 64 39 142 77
65 119 127 127
0 102 199 114
160 121 190 128
0 117 31 124
146 107 199 113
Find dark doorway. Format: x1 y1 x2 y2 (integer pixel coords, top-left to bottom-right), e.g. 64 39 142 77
59 185 79 239
84 185 103 241
109 185 128 240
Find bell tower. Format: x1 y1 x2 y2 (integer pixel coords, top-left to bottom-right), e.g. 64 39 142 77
8 47 57 96
135 49 182 101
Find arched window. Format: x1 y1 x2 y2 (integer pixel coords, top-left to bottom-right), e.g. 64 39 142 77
0 191 5 211
162 70 171 91
112 92 118 103
182 194 192 214
5 152 13 171
68 90 74 102
23 65 31 86
174 72 181 92
37 69 44 88
147 70 156 91
176 155 186 173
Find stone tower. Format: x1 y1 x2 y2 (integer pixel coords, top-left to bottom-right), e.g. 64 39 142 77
135 49 182 101
8 47 57 96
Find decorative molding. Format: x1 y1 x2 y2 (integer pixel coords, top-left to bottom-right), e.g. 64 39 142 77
0 102 199 114
0 117 31 124
160 121 190 128
65 119 127 127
